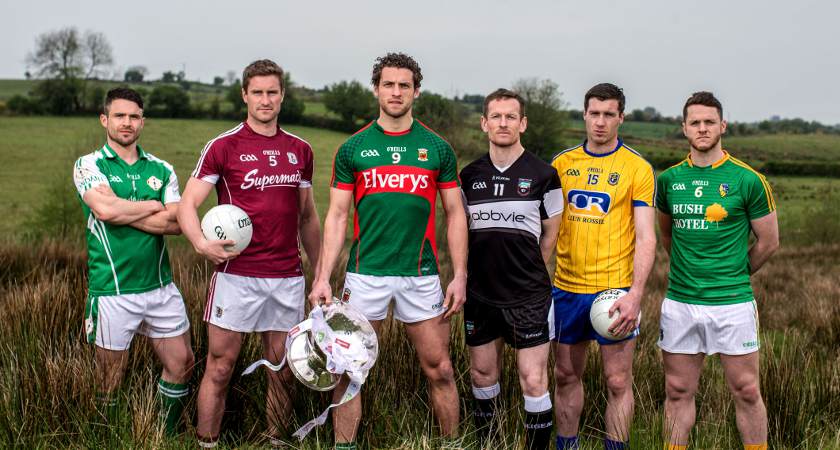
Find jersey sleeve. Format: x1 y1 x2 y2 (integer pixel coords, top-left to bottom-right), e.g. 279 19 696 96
655 170 669 213
192 139 225 184
300 143 314 188
541 170 564 219
73 155 109 198
632 162 656 207
331 143 355 190
744 171 775 220
437 142 460 189
162 169 181 204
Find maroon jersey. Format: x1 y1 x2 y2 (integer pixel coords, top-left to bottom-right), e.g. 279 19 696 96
192 122 314 278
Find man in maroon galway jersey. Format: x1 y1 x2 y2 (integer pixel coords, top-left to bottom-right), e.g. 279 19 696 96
177 60 321 447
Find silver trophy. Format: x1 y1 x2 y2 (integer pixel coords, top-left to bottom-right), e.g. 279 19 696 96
286 300 379 392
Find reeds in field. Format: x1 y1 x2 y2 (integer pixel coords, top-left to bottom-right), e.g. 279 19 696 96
0 239 838 449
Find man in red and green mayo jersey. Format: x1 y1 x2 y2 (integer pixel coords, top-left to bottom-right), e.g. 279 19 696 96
309 53 468 449
73 88 194 436
656 92 779 450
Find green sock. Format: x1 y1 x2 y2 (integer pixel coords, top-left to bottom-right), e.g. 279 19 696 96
335 443 357 450
157 379 189 436
95 391 119 425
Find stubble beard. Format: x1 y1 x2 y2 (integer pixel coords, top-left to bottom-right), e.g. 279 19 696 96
690 134 721 153
108 129 138 147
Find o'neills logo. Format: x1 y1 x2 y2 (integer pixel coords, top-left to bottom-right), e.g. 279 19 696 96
361 168 429 193
241 168 301 190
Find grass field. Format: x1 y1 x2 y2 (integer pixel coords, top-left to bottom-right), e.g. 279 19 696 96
0 116 839 448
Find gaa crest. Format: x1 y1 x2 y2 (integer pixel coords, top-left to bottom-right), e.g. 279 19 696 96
719 183 729 197
608 172 620 186
417 148 428 162
517 178 532 196
147 176 163 191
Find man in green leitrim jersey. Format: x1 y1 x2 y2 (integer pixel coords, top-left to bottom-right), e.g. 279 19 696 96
73 88 194 436
656 92 779 450
310 53 468 449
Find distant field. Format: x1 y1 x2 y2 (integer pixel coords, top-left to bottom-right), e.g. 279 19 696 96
0 79 37 100
0 117 347 235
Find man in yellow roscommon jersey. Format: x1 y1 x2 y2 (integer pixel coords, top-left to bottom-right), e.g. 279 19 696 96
657 92 778 450
550 83 657 450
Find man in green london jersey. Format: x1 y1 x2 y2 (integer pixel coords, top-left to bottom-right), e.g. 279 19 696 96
309 52 468 449
656 92 779 450
73 88 194 435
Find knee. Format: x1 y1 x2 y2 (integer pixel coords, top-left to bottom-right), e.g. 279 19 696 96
470 365 497 387
605 372 632 397
179 351 196 378
731 381 762 406
554 364 579 388
423 357 455 386
665 378 696 402
205 356 236 386
520 371 548 397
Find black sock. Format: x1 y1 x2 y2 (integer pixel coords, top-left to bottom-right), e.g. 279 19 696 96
472 383 500 443
524 409 553 450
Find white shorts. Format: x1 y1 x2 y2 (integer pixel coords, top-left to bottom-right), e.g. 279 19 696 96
658 298 760 356
85 282 190 351
342 273 445 323
204 272 304 333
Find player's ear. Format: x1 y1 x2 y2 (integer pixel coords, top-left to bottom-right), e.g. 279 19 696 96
413 88 420 99
480 115 489 133
720 119 727 135
520 116 528 133
100 113 108 128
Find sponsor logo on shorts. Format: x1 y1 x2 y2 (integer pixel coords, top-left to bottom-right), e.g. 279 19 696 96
431 300 444 311
239 153 258 162
342 288 351 302
742 340 758 349
659 328 664 341
523 331 543 339
215 306 223 318
85 318 93 336
174 320 187 332
465 321 475 335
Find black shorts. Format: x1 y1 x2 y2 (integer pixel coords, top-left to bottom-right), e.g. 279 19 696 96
464 295 551 349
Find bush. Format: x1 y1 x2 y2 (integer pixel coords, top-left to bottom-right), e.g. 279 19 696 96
6 95 43 115
147 85 191 118
323 80 376 128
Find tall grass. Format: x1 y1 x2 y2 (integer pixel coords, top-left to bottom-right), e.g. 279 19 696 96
1 239 838 449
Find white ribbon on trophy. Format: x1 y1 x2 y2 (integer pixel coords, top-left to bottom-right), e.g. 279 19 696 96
241 300 378 440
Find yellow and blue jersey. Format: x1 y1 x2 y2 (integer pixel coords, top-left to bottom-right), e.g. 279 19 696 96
551 139 655 294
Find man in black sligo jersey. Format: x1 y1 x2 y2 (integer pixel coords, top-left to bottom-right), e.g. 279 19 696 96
460 89 564 449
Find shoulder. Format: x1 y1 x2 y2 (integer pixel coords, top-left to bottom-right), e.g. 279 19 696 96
415 120 454 151
205 123 246 151
340 122 376 152
75 149 104 168
460 155 488 178
727 155 765 180
619 142 654 170
550 143 583 166
278 127 313 153
143 151 176 173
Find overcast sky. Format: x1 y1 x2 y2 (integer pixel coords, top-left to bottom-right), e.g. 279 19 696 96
2 0 838 123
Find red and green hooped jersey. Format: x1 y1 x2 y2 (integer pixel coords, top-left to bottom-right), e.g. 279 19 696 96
331 120 460 276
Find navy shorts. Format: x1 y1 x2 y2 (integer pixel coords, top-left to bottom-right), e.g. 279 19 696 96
551 287 638 345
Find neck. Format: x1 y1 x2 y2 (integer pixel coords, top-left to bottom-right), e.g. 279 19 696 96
488 143 525 168
247 116 278 137
377 110 413 133
106 137 138 163
586 136 619 154
690 146 725 167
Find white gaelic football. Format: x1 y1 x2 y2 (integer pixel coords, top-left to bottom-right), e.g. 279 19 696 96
589 289 640 341
200 204 253 252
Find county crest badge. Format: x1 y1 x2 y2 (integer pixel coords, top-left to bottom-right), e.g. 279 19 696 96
287 152 298 164
417 148 429 162
517 178 532 196
608 172 620 186
146 176 163 191
719 183 730 197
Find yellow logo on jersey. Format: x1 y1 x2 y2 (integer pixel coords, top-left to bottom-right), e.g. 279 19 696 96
705 203 728 223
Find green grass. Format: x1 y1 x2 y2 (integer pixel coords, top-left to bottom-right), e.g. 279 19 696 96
567 120 681 140
0 79 38 100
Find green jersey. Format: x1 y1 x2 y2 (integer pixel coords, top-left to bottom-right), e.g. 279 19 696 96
331 120 460 276
655 151 776 305
73 144 181 296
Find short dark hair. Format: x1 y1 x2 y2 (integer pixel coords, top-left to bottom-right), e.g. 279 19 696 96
483 88 526 117
584 83 625 113
683 91 723 121
242 59 285 92
104 87 143 114
371 52 423 88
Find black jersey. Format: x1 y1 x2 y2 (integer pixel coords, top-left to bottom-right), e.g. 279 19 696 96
460 151 564 307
